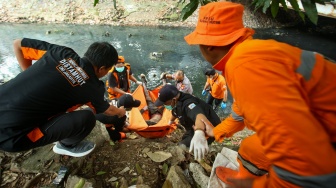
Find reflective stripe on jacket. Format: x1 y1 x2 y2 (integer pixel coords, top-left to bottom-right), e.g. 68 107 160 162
220 38 336 187
237 134 270 178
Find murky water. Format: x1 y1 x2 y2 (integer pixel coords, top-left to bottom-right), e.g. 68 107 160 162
1 23 335 108
0 23 210 93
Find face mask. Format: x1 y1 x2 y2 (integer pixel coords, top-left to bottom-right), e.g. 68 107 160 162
115 67 125 72
164 105 173 110
164 98 175 110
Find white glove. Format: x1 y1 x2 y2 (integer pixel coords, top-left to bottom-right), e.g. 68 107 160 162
189 130 208 160
168 120 174 125
136 81 143 85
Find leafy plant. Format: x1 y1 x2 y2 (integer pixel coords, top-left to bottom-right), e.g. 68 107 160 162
94 0 333 24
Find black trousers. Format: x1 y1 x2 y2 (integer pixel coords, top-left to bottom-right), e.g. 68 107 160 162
0 110 96 152
95 113 125 142
206 94 222 110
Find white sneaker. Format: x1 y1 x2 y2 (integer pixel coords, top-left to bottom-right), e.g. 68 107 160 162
53 141 95 157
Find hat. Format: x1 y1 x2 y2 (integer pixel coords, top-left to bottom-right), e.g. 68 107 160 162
154 85 179 107
117 94 141 108
118 56 125 63
204 68 216 76
184 2 249 46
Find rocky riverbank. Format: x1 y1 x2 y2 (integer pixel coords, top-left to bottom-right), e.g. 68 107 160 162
0 0 300 28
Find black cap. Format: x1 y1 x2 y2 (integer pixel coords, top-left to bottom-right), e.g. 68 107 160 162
204 68 216 76
117 94 141 108
154 84 179 106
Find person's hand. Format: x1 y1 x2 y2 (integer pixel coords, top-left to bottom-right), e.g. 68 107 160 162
160 72 167 80
189 130 208 160
136 81 142 85
125 92 132 95
118 106 126 118
201 119 215 137
220 101 227 109
142 106 148 111
202 90 207 96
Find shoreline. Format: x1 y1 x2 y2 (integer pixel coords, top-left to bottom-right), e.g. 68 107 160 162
0 0 301 29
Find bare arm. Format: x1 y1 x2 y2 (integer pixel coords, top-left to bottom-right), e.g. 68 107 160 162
13 39 32 71
194 113 208 131
129 74 138 83
203 82 210 90
103 105 126 118
223 85 228 102
112 87 129 95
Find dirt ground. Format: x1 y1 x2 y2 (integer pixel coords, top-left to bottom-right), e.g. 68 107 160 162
0 122 252 188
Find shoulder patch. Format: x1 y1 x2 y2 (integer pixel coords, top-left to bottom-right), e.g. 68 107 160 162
188 103 196 110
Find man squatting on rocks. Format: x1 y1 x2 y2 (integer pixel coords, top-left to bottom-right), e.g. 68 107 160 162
184 1 336 187
0 38 126 157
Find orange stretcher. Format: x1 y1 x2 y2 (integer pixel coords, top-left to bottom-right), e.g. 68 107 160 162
127 85 177 138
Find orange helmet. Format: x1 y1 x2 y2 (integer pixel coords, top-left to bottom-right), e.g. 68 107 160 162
118 56 125 63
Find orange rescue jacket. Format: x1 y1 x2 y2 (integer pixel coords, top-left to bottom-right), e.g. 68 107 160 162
106 63 131 100
215 38 336 187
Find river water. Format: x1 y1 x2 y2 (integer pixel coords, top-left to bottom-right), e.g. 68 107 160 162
1 23 335 109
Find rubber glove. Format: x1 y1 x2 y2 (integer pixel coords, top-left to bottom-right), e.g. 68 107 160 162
202 90 207 96
189 130 209 160
136 81 143 85
220 101 227 109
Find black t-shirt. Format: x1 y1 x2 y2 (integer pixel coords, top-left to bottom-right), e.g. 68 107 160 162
0 38 110 142
172 92 220 130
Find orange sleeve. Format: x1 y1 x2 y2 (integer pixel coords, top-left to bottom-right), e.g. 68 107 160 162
21 47 46 60
231 59 336 179
213 101 245 142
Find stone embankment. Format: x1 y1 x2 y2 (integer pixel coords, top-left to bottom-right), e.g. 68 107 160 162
0 0 298 28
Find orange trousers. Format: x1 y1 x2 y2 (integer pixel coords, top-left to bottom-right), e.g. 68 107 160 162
237 134 305 187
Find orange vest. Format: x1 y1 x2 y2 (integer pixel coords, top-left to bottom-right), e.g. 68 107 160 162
106 63 131 100
216 38 336 187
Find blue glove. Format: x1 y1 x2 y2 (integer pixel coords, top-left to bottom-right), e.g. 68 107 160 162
220 102 227 109
202 90 207 96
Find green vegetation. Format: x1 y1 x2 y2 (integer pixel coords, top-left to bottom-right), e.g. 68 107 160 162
94 0 333 25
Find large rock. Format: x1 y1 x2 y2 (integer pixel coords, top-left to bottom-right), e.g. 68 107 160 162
14 121 108 173
189 162 209 188
163 165 191 188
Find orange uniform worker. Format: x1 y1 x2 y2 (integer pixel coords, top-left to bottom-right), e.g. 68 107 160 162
202 68 227 110
204 102 271 185
185 1 336 188
106 56 142 100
